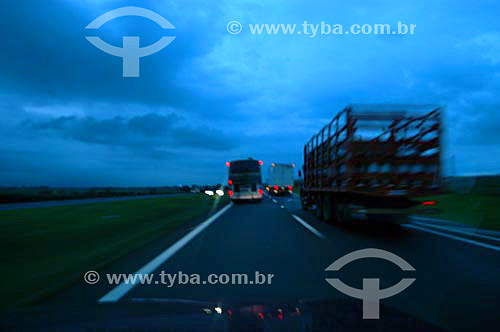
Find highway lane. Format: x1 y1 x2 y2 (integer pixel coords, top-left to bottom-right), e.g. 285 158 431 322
89 193 499 332
7 194 498 331
271 194 500 331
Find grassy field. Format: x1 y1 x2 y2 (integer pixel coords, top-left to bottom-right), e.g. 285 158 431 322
421 193 500 230
0 186 187 203
0 194 228 309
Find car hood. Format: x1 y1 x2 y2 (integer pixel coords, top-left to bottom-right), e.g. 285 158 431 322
1 298 449 332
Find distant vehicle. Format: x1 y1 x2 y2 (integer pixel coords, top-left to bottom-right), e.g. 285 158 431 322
226 158 263 202
300 105 442 223
267 163 295 195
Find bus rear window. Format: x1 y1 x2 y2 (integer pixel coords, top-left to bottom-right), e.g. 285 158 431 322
230 160 260 173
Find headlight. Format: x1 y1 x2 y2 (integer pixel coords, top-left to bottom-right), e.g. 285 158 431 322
215 189 224 196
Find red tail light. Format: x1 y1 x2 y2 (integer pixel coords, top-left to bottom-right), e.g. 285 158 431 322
228 190 233 197
228 179 232 185
258 312 264 320
288 186 293 191
226 162 230 167
422 200 436 206
274 185 278 190
258 189 263 195
258 160 263 165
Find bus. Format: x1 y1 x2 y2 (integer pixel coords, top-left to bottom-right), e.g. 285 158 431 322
226 158 263 202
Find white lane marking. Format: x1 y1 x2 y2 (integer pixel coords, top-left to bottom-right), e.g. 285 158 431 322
272 199 277 203
403 223 500 252
98 202 234 303
412 216 500 236
470 228 500 236
412 221 500 242
291 214 325 239
411 216 476 228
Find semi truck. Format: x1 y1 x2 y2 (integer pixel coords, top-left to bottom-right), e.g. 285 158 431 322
300 105 442 223
226 158 264 202
267 163 295 195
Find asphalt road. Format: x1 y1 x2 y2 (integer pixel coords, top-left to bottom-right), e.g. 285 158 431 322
3 194 499 331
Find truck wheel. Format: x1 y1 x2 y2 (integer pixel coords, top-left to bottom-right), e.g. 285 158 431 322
301 198 308 211
388 215 409 224
315 196 324 220
322 195 334 223
334 201 349 224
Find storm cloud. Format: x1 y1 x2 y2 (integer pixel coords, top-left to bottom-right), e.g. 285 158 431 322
24 113 236 151
0 0 499 185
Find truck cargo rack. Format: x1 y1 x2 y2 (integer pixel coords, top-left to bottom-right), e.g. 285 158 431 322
303 105 442 197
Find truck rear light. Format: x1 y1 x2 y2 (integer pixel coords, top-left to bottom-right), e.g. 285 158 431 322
258 189 263 195
228 179 232 185
226 162 231 167
228 190 233 197
422 200 436 206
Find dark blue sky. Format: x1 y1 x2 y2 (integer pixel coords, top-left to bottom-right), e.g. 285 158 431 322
1 0 499 186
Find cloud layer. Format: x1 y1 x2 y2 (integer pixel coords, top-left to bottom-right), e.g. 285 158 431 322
1 0 499 185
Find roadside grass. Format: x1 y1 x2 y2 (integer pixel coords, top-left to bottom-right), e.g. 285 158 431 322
0 186 184 204
421 193 500 230
0 194 228 309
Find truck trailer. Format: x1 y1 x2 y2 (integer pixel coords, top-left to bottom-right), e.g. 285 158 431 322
300 105 442 223
267 163 295 195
